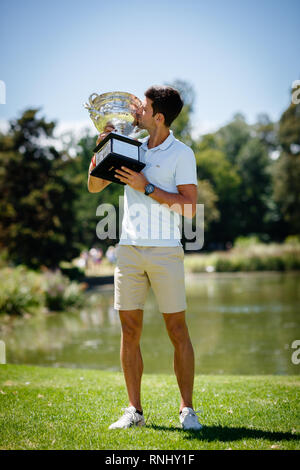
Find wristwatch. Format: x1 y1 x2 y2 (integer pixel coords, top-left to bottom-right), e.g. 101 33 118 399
144 183 155 196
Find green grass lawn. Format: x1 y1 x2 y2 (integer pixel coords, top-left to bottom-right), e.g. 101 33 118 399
0 364 299 450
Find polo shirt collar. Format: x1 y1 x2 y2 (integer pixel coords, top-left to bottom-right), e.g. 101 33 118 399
141 130 175 151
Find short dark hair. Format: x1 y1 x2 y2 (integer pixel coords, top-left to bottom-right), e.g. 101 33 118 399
145 85 184 127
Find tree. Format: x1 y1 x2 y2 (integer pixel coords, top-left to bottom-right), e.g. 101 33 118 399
235 137 272 235
201 114 277 242
216 113 251 165
272 87 300 235
278 98 300 154
0 109 80 268
273 151 300 234
194 144 241 244
196 180 220 229
253 113 279 152
165 79 195 145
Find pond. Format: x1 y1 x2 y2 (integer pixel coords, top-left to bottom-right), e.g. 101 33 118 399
1 272 300 375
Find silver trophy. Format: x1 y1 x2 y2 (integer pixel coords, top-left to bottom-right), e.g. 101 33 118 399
84 91 146 185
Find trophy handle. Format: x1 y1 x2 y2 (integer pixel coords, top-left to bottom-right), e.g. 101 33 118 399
89 93 99 107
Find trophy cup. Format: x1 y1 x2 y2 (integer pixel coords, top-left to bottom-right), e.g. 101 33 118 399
84 91 146 185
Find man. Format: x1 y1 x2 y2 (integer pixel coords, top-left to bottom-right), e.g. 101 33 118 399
88 85 201 431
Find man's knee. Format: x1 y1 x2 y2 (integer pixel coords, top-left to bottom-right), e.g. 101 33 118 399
163 311 189 345
119 309 143 344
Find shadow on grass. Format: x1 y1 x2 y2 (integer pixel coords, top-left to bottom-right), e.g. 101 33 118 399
146 424 299 443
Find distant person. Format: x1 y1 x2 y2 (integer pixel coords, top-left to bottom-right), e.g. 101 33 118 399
89 247 102 267
95 248 103 264
76 251 88 269
87 85 201 430
106 246 117 264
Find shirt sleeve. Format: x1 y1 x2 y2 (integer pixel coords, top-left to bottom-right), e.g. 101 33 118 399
175 147 198 186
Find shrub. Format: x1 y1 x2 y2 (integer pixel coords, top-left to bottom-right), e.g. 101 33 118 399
184 243 300 273
0 266 87 316
0 266 43 316
284 235 300 245
42 269 86 312
215 257 234 272
233 235 261 248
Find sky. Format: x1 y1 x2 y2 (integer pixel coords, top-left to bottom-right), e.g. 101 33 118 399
0 0 299 139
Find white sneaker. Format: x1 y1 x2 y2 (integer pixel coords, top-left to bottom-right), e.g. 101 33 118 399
108 406 145 429
180 407 203 430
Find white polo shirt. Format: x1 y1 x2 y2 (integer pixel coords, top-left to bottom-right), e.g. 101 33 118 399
118 130 198 247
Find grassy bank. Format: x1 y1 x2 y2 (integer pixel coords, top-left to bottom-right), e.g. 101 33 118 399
80 240 300 277
184 241 300 273
1 241 299 318
0 365 299 450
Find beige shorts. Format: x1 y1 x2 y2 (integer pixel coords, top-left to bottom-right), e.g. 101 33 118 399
114 245 187 314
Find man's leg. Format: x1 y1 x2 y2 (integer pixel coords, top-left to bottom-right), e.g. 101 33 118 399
119 309 144 412
163 311 194 412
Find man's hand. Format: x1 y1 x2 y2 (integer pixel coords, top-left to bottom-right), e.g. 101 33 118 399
115 166 149 192
96 124 115 146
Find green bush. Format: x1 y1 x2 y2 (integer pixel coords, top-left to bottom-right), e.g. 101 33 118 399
0 266 43 316
43 269 86 312
241 256 266 271
0 249 9 269
184 255 207 273
0 266 87 316
282 253 300 270
184 243 300 274
233 235 261 248
214 257 237 272
284 235 300 245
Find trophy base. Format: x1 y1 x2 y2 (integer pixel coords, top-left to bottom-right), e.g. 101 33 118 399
90 132 145 185
90 153 146 185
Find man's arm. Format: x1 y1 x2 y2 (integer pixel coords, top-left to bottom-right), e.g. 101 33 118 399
87 125 115 193
114 166 197 218
88 158 112 193
148 184 198 219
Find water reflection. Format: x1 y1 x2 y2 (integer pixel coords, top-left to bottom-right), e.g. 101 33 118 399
0 272 299 375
